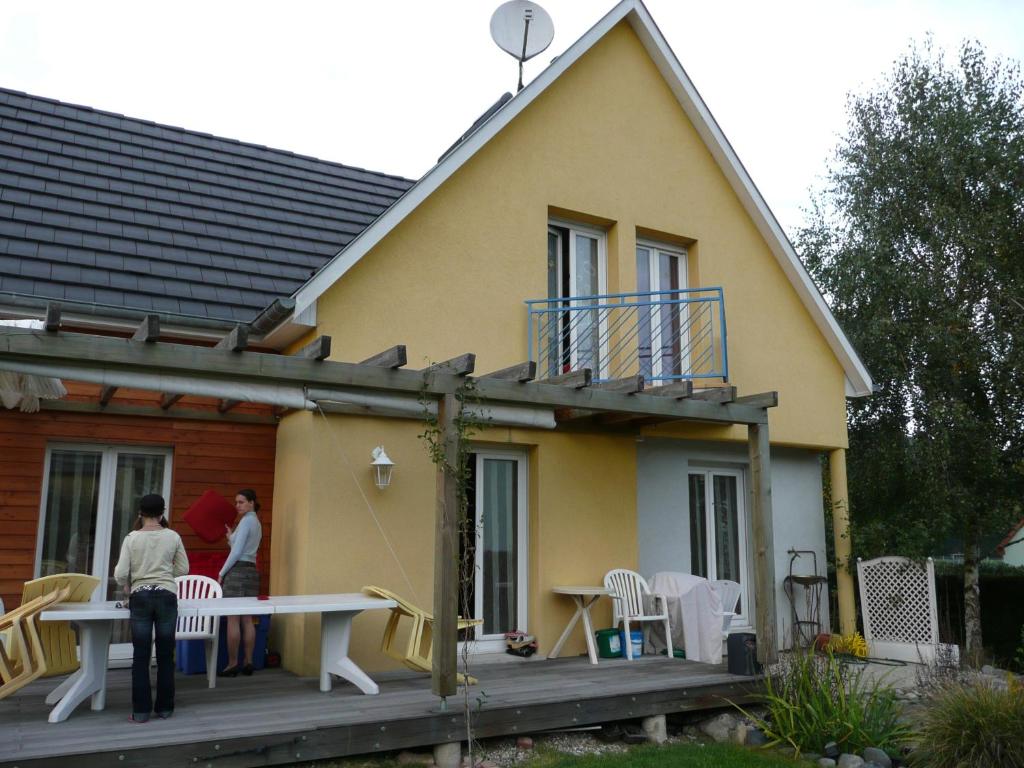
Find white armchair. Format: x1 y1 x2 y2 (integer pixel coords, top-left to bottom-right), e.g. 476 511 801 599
174 575 222 688
710 579 742 636
603 569 673 660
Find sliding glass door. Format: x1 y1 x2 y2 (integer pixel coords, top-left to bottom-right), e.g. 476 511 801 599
36 444 173 654
461 450 529 652
688 468 749 627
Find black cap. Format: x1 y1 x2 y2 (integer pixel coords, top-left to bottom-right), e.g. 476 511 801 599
139 493 166 515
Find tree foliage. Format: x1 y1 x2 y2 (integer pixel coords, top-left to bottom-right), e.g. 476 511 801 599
799 40 1024 566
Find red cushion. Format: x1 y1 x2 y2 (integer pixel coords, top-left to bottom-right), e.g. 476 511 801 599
182 490 236 544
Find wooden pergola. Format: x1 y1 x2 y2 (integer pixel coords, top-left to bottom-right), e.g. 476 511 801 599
0 312 779 700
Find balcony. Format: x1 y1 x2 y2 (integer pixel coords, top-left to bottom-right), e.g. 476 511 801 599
526 288 728 383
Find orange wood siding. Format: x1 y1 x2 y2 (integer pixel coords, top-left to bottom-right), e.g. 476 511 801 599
0 397 277 610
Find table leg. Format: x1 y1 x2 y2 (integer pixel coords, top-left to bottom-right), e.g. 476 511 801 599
548 596 584 660
580 596 600 665
320 611 379 695
48 620 112 723
45 668 82 705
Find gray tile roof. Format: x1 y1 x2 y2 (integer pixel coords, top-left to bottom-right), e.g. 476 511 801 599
0 87 415 323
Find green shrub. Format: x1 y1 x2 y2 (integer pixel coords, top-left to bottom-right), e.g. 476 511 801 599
909 678 1024 768
738 649 909 758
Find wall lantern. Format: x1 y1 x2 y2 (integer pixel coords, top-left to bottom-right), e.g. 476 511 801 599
371 446 395 489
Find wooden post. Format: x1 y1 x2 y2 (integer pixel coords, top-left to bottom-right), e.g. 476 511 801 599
829 448 856 635
748 422 777 665
432 393 460 698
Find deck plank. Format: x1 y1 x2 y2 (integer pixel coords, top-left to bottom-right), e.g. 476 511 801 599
0 657 760 767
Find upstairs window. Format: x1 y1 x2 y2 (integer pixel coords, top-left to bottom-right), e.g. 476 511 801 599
636 240 687 380
545 220 607 375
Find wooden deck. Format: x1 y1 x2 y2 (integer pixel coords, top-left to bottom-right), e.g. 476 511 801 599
0 656 761 767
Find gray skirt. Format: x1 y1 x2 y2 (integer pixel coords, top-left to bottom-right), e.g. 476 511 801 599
222 561 259 597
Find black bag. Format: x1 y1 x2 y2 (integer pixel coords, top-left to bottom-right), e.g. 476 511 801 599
726 632 763 676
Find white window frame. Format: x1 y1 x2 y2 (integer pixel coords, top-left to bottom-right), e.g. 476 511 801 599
637 239 689 381
548 218 608 375
462 447 530 654
688 467 751 629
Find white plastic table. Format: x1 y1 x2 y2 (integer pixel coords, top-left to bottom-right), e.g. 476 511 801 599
39 593 396 722
548 586 614 665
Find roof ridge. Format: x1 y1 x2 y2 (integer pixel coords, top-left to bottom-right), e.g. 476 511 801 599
0 85 417 187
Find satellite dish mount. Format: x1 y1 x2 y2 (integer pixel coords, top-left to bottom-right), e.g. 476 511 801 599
490 1 555 92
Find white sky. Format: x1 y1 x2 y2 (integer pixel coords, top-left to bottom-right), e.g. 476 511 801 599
1 1 1022 236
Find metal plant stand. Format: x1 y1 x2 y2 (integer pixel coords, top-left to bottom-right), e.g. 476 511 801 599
783 549 827 648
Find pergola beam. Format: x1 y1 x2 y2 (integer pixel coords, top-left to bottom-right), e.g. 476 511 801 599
480 361 536 382
294 335 331 361
591 375 644 394
0 328 769 424
44 303 61 332
540 369 592 389
691 385 737 403
131 314 160 343
360 345 407 368
422 353 475 376
735 391 778 409
644 381 693 399
215 325 248 352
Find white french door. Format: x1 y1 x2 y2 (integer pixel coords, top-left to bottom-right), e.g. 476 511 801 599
637 240 688 381
547 220 607 377
461 450 529 653
35 443 173 658
688 468 750 628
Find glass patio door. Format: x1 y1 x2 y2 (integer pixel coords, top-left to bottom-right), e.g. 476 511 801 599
688 468 750 627
36 444 173 658
461 450 529 653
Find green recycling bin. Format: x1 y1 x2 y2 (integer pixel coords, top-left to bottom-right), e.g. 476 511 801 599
595 628 623 658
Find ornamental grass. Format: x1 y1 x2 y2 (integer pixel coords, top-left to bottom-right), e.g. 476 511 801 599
909 677 1024 768
737 648 908 758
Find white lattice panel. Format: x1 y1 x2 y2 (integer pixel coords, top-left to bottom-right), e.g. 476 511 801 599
857 556 939 661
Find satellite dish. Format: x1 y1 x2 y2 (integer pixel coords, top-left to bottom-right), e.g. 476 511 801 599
490 1 554 91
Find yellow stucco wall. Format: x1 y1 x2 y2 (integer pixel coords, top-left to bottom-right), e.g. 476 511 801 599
273 20 853 674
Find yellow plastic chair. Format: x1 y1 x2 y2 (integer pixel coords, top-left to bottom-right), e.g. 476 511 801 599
18 574 100 677
0 585 71 701
362 585 483 684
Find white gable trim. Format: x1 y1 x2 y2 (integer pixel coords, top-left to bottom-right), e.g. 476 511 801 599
288 0 874 397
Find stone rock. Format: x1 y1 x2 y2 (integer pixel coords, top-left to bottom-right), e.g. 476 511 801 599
698 713 737 743
433 742 461 768
642 714 667 744
823 741 841 758
516 736 534 750
805 754 821 763
838 755 865 768
732 723 749 745
981 664 997 676
745 727 768 746
817 760 837 768
862 747 892 767
396 751 434 765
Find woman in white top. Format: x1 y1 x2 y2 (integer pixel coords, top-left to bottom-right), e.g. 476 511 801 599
218 489 263 677
113 493 188 723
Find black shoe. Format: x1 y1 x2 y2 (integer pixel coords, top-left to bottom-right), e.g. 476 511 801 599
218 665 240 678
129 713 150 724
242 663 254 676
156 710 173 719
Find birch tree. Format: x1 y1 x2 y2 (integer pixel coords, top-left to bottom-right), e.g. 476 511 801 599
799 40 1024 663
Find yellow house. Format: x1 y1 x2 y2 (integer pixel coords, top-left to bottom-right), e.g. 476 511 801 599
261 0 872 678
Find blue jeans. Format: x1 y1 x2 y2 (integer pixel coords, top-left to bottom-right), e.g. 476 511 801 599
129 588 177 716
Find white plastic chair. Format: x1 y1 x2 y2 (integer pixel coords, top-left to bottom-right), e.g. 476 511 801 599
175 575 222 688
710 580 742 636
603 569 673 660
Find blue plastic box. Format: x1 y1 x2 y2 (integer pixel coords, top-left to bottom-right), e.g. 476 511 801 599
176 615 270 674
619 628 643 658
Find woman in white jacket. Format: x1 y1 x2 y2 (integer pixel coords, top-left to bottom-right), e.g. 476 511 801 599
113 493 188 722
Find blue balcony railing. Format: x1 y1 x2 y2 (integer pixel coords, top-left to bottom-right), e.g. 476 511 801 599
526 288 728 383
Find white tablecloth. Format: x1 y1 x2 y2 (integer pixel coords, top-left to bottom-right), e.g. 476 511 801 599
646 572 723 664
